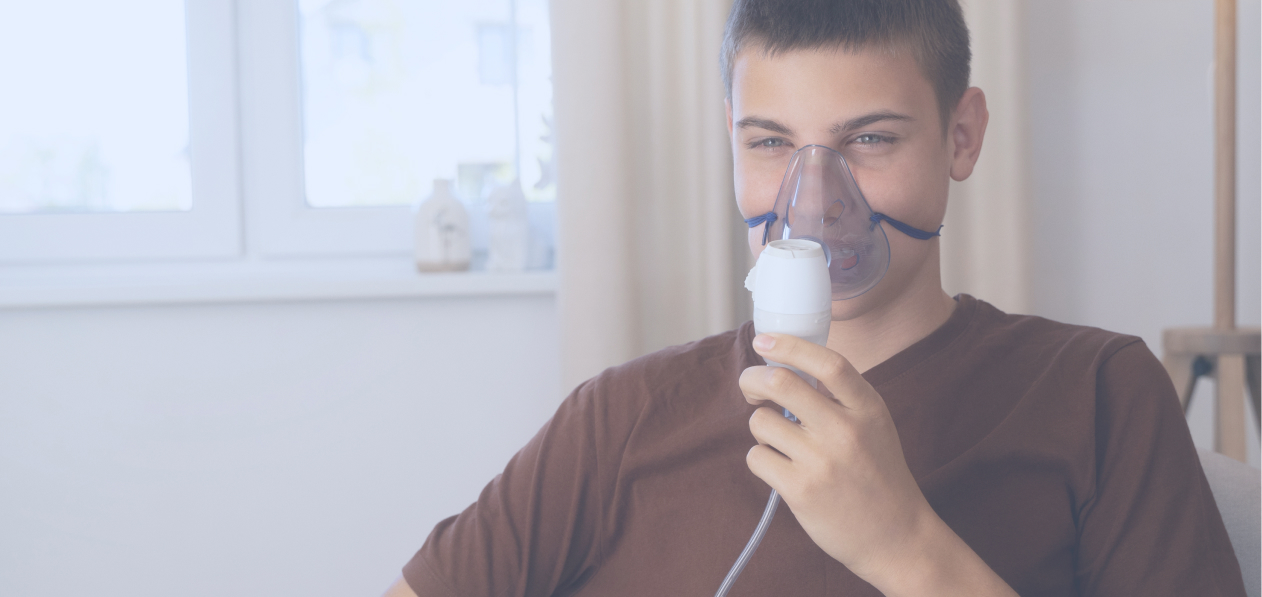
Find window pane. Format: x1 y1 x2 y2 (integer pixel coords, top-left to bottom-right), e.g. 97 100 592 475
298 0 555 208
0 2 191 214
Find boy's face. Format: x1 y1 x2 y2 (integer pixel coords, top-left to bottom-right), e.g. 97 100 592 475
727 46 963 319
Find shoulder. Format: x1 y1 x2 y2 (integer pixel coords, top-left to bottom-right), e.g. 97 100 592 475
552 322 757 446
956 295 1178 436
960 295 1147 376
578 321 757 403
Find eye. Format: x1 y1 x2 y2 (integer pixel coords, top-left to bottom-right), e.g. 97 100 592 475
747 137 787 150
853 133 891 145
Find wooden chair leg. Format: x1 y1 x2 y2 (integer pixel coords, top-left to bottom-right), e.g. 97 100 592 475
1216 354 1248 462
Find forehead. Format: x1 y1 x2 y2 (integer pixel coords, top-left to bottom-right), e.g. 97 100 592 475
729 46 937 127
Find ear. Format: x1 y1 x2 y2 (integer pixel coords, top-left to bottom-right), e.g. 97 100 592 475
948 87 989 182
725 97 734 138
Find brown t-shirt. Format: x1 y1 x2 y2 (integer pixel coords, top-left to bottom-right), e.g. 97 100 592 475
403 295 1246 596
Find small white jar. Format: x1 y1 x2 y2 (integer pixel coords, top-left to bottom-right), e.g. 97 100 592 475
486 179 530 272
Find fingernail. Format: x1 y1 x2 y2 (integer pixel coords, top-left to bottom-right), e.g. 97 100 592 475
753 334 775 351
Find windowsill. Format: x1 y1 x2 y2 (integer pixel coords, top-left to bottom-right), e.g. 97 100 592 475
0 257 557 309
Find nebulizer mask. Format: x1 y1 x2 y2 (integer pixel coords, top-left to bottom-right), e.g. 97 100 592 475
744 144 942 303
716 145 941 597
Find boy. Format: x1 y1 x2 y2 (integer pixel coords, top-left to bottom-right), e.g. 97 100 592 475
385 1 1245 595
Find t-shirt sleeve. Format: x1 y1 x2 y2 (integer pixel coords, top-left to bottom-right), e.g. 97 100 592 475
1074 341 1247 596
401 371 637 597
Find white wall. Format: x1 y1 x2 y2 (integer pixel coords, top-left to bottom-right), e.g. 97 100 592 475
0 296 560 596
1024 0 1261 464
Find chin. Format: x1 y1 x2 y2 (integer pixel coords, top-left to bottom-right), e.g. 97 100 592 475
828 266 913 322
829 292 880 321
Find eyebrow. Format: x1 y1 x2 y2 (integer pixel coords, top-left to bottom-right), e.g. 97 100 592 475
828 111 914 135
735 111 914 137
734 116 795 136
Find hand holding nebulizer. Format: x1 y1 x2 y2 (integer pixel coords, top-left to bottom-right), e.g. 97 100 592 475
718 237 831 597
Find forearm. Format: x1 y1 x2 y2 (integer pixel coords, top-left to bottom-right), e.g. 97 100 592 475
868 510 1019 597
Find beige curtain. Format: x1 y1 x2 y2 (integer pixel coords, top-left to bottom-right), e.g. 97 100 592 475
552 0 1031 390
942 0 1032 314
552 0 745 390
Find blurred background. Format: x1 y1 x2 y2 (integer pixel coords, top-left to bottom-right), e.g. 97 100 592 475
0 0 1257 595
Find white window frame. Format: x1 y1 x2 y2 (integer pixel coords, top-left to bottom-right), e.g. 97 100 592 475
0 0 557 309
237 0 413 258
0 0 242 264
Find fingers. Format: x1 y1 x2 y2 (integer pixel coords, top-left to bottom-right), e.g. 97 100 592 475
746 442 793 490
748 405 809 460
751 333 875 411
739 363 830 424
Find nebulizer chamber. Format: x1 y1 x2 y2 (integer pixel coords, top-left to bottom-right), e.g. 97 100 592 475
747 239 833 382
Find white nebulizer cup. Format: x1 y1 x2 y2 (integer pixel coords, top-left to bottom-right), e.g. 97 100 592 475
716 238 832 597
745 238 833 386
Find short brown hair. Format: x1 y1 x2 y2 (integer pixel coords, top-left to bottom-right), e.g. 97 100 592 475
721 0 971 129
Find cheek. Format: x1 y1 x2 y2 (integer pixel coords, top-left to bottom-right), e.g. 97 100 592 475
732 159 754 218
733 155 783 219
735 166 778 259
736 176 781 259
852 171 902 215
852 158 948 224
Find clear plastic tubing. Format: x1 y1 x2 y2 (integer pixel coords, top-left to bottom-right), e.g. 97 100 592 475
713 408 798 597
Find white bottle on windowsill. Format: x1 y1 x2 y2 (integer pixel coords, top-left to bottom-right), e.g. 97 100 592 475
414 179 472 273
486 178 530 273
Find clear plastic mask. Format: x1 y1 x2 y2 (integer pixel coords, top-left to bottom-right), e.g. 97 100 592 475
754 145 891 300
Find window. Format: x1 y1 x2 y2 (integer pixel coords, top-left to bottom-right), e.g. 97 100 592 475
0 0 555 285
1 2 189 214
239 0 555 265
0 0 240 262
298 0 555 209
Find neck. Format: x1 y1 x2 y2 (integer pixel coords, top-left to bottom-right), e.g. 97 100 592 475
824 249 957 373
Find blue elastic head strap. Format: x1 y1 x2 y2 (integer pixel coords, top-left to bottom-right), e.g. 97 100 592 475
744 212 778 245
744 211 939 244
867 213 942 240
